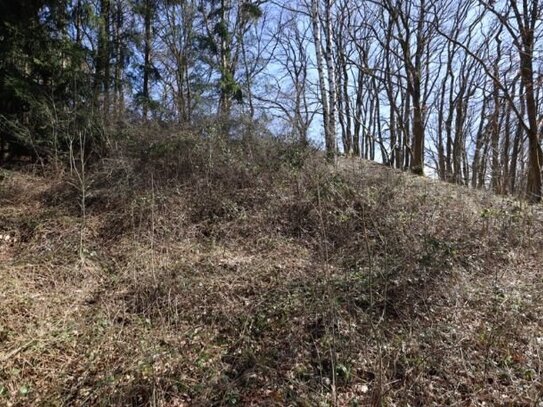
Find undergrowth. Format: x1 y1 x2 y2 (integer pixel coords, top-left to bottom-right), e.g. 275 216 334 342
0 128 542 406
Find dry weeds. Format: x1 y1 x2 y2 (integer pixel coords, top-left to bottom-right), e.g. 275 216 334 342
0 135 542 406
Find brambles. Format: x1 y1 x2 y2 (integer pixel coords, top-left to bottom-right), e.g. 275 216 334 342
0 133 542 405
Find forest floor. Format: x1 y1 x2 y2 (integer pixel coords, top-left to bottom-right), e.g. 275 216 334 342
1 141 542 406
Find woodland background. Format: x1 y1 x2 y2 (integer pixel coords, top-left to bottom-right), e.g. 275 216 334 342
2 0 543 200
1 2 543 405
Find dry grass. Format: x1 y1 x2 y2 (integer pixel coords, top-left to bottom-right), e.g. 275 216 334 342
0 132 542 406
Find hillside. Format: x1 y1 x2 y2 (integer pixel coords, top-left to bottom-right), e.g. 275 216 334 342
0 136 542 406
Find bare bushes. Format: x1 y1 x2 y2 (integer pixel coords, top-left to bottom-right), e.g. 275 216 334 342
95 126 543 320
273 160 543 316
33 123 543 318
2 129 543 406
102 123 312 238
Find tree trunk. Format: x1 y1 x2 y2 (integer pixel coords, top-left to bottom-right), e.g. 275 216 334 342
142 0 153 121
323 0 337 158
310 0 333 158
521 53 542 202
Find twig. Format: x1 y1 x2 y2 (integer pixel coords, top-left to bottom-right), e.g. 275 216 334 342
0 340 36 363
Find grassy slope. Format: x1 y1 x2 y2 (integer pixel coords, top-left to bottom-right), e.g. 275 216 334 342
0 148 542 406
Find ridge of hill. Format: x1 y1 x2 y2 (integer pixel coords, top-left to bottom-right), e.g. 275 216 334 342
0 136 542 406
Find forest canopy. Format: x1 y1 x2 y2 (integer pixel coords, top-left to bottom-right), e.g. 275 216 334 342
1 0 543 202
